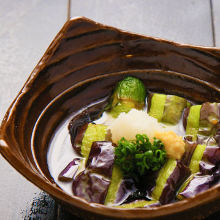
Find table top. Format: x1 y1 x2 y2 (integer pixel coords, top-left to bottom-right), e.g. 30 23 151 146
0 1 219 219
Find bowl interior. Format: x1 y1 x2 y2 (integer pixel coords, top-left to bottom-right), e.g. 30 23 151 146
33 70 220 180
0 17 220 219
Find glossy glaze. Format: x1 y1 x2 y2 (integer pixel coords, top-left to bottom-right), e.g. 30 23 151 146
0 17 220 219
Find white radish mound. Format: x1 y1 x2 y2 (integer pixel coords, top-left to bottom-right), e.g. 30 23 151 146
109 109 171 144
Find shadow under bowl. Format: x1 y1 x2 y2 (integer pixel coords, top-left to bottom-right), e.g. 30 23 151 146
0 17 220 219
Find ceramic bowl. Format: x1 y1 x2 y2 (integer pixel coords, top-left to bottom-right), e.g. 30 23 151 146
0 17 220 219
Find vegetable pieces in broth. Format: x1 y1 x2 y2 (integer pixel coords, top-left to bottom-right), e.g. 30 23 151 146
57 76 219 208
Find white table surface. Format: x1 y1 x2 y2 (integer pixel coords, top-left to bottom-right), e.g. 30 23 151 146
0 0 219 219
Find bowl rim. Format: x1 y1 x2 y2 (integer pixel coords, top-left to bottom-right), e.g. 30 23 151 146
0 16 220 219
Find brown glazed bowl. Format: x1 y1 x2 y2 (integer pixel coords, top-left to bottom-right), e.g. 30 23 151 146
0 17 220 219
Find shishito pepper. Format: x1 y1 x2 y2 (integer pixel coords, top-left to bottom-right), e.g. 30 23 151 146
107 76 146 118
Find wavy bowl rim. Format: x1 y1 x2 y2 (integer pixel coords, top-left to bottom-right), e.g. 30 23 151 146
0 17 219 219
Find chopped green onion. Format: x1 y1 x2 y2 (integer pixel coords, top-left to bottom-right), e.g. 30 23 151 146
115 134 167 178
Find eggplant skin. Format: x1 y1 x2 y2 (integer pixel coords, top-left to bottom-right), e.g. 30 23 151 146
159 161 190 204
199 102 219 136
179 169 220 199
72 171 110 204
203 145 220 165
68 100 108 154
199 161 216 175
215 122 220 146
86 141 115 178
68 111 90 155
115 178 137 205
58 158 80 182
72 141 115 204
183 107 190 130
181 139 197 166
73 123 89 155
